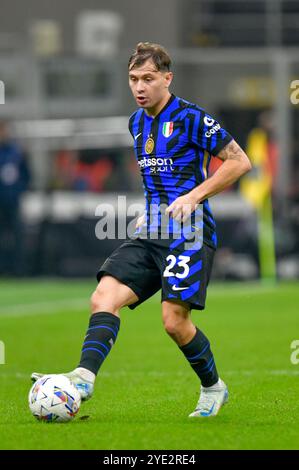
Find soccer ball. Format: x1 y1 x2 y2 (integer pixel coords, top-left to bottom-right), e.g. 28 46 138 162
28 374 81 422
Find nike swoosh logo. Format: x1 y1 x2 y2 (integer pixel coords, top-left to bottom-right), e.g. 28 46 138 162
199 402 215 417
172 285 189 291
134 132 142 140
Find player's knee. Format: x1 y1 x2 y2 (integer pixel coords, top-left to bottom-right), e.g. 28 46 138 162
162 311 185 338
162 301 191 338
163 320 179 338
90 275 139 315
90 287 121 315
90 289 100 311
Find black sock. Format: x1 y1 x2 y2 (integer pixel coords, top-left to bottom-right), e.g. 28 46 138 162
179 327 219 387
78 312 120 375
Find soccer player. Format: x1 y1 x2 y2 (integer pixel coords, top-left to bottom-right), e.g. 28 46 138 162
32 43 251 417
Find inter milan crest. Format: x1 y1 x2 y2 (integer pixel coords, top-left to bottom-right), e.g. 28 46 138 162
145 135 155 154
162 121 174 138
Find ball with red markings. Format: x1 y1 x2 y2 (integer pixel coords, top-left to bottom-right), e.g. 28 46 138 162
28 374 81 422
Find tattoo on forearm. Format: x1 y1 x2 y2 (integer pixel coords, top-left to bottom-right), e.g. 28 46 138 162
217 140 243 162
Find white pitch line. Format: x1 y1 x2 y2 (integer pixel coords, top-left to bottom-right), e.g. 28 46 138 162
208 287 287 297
0 281 296 319
0 298 88 318
1 369 299 379
0 294 161 319
223 369 299 376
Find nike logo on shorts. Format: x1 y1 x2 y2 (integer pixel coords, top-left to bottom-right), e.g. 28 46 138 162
172 285 189 291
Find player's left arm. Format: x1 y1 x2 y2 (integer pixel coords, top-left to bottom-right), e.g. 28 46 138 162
191 139 252 201
166 139 252 221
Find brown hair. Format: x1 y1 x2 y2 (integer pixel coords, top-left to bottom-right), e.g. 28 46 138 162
128 42 171 72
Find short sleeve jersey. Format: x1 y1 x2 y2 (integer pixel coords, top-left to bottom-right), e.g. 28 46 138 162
128 94 233 249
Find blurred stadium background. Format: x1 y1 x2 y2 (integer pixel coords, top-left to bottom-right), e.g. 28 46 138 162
1 0 299 451
0 0 298 281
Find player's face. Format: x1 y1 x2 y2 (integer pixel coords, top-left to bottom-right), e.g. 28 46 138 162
128 59 173 115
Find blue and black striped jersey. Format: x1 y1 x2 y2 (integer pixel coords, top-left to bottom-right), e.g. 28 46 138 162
128 94 233 249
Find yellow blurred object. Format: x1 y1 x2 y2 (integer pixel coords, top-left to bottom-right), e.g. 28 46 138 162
30 20 62 56
241 127 276 281
240 128 271 208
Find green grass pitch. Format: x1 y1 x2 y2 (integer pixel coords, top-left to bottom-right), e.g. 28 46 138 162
0 279 298 450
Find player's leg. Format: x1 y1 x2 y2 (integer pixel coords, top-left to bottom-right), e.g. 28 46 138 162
32 239 161 399
68 275 139 398
158 240 228 417
32 275 138 398
162 299 220 386
70 237 162 398
162 299 228 417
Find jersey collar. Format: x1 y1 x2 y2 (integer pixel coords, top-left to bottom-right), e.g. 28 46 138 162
143 93 176 121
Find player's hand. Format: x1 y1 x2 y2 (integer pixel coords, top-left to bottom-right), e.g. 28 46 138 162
135 213 146 229
165 193 198 223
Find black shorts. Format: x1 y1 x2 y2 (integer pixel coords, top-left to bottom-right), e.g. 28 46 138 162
97 238 215 311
